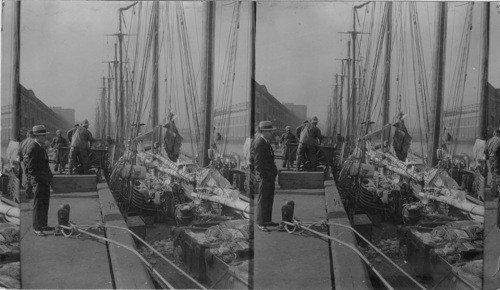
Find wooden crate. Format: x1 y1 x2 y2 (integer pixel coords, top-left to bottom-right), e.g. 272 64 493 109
51 175 97 193
278 170 324 189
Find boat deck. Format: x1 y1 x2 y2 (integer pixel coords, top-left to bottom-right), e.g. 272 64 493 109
20 177 153 289
484 191 500 289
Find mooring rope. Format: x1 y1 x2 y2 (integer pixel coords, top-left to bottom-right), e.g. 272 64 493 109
283 219 427 290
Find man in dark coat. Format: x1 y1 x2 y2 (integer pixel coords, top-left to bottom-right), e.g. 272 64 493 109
251 121 278 232
51 130 68 172
279 126 298 168
26 125 54 236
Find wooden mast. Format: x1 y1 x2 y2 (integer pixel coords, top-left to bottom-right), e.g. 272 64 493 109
199 2 216 167
107 65 112 138
333 74 339 138
118 8 125 142
113 44 119 139
152 2 160 140
478 2 490 141
382 2 392 149
428 3 448 166
11 0 21 140
346 41 352 142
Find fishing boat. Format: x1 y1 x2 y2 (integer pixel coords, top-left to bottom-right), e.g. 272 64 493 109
327 2 490 289
93 2 254 288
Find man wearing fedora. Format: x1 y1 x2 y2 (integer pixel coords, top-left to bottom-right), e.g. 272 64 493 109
68 120 95 175
297 116 324 171
252 121 278 231
26 125 54 236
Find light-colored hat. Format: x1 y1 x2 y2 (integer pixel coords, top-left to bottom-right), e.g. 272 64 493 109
285 126 291 131
56 130 62 135
32 125 50 136
258 121 276 131
82 119 90 127
311 116 319 124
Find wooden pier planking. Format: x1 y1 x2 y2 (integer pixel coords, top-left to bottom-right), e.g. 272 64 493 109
324 179 372 290
97 182 154 289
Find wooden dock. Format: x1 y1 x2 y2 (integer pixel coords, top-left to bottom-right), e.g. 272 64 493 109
254 168 372 289
20 176 153 289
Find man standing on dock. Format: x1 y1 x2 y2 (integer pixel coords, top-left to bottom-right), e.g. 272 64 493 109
68 120 95 175
26 125 54 236
297 116 324 171
485 128 500 198
51 130 68 173
279 126 298 168
252 121 278 232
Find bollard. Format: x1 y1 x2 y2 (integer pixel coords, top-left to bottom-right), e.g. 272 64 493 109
281 200 295 231
58 204 71 235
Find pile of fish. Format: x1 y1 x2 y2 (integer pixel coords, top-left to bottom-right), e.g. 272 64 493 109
412 220 482 263
0 223 20 289
187 220 250 264
455 260 483 288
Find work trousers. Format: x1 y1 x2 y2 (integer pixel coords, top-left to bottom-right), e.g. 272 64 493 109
256 176 275 226
53 149 66 172
282 145 295 168
32 181 50 231
296 143 318 170
68 147 89 174
21 162 33 198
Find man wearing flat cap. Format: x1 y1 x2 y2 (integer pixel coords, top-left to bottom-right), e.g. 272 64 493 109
68 120 95 175
251 121 278 231
297 116 324 170
51 130 68 173
26 125 54 236
279 126 298 168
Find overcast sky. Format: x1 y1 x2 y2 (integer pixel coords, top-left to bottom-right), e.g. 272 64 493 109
256 1 500 131
2 0 252 132
2 1 500 137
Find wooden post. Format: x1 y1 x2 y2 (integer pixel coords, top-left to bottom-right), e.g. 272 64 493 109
152 2 160 143
199 1 216 167
428 3 447 166
478 2 490 141
11 0 21 140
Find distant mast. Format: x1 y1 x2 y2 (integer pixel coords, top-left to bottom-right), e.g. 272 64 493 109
199 2 216 167
428 3 448 166
478 2 490 141
11 0 21 140
152 2 160 145
382 2 392 150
